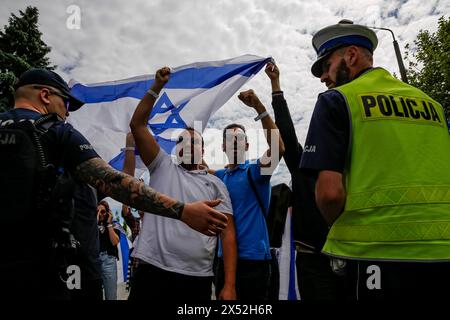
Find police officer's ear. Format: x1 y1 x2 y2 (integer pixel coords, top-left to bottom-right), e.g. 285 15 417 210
344 45 359 67
37 87 52 106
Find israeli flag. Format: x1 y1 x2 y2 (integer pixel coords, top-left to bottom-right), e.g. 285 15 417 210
68 55 270 170
278 207 300 300
117 230 132 284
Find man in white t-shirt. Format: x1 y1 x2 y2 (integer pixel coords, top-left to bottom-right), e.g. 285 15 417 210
128 67 237 300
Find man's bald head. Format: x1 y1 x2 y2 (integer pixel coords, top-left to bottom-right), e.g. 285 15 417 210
14 85 38 102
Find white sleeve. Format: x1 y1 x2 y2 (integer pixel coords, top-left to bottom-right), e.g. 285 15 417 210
146 148 171 174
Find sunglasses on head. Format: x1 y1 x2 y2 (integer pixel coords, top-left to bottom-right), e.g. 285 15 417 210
33 85 71 111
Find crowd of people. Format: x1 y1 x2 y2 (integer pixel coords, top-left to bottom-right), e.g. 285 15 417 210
1 19 449 301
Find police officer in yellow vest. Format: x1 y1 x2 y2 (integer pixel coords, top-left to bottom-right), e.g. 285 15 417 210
300 19 450 299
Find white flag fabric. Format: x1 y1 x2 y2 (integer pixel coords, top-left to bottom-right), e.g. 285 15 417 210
68 55 270 170
278 207 300 300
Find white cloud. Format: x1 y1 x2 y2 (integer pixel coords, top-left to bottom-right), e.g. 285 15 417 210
2 0 449 184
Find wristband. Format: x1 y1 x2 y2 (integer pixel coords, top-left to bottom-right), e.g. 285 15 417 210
121 147 135 152
147 88 159 99
254 111 269 121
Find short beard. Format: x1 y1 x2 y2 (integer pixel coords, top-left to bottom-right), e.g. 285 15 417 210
335 59 352 87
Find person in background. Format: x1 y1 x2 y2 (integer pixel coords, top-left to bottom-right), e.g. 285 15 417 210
69 182 103 300
120 132 144 288
212 86 285 300
0 68 229 299
129 67 237 301
265 61 343 300
97 200 120 300
121 132 144 243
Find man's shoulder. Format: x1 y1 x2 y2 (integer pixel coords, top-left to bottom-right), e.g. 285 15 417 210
314 89 349 120
0 109 75 140
206 171 228 187
317 89 345 103
0 108 38 122
214 168 227 179
146 148 175 172
0 109 13 120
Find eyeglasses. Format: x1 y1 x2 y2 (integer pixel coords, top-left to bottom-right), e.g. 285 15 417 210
97 209 106 214
34 85 70 111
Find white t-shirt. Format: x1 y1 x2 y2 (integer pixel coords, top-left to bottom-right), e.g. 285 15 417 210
132 149 233 277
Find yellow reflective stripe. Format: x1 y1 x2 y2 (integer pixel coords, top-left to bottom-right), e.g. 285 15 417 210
323 240 450 261
346 186 450 211
328 221 450 242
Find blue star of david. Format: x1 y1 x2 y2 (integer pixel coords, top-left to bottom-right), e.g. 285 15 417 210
148 92 189 135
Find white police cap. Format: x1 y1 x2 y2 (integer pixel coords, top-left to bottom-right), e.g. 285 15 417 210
311 19 378 78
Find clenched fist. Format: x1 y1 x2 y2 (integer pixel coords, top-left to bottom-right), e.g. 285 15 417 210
238 89 263 110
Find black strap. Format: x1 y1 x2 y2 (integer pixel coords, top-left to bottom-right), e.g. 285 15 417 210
246 167 267 219
33 114 60 168
246 167 274 260
35 113 72 168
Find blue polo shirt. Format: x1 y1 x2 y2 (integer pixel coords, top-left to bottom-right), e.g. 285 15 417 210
215 160 272 260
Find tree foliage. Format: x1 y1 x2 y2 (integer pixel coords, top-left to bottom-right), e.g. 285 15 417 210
0 6 55 112
405 16 450 119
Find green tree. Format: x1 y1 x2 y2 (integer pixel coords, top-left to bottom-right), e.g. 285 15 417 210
0 6 56 112
405 16 450 120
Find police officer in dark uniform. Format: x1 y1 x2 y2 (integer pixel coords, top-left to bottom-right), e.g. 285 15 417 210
0 68 228 299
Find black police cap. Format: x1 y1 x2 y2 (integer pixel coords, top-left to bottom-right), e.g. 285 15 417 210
15 68 84 112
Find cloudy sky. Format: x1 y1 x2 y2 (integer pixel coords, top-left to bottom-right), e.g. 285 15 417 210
2 0 449 185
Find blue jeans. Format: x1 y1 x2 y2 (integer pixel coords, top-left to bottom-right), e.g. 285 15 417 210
99 252 117 300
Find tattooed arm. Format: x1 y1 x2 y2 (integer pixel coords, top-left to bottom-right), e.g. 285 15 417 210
74 157 228 235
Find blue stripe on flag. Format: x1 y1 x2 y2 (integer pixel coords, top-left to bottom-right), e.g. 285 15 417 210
154 135 177 154
119 232 130 282
71 60 269 104
109 150 126 171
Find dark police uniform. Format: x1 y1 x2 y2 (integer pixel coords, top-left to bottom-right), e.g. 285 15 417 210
0 108 98 299
300 71 372 176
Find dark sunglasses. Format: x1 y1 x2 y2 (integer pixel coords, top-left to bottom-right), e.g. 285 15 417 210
97 209 106 214
34 85 71 111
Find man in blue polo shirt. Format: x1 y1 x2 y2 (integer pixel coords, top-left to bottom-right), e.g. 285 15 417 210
213 87 285 300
